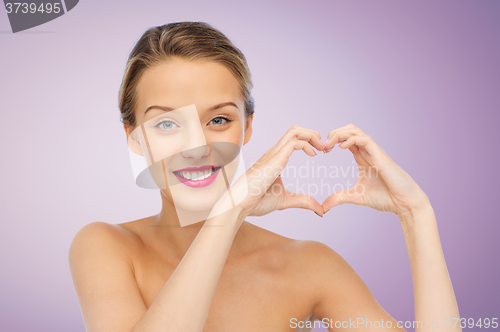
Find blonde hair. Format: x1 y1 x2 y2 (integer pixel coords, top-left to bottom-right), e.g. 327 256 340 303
118 21 255 127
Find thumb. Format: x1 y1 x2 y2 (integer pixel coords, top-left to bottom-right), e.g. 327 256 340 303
322 188 364 214
280 190 324 217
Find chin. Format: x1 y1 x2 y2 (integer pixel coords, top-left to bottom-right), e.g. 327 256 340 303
150 158 240 215
173 196 220 213
168 173 229 212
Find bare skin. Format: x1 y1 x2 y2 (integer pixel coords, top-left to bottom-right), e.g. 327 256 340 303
69 57 461 332
96 218 328 331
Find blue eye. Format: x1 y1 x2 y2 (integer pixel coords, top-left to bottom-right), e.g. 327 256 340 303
209 117 230 126
155 120 179 130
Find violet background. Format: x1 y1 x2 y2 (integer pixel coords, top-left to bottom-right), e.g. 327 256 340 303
1 0 499 331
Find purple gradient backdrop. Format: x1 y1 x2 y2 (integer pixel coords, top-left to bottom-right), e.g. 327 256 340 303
1 1 499 331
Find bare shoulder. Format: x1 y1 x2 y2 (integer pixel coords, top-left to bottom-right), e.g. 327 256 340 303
242 224 362 316
241 223 348 275
68 221 141 273
285 239 354 283
69 221 132 250
287 239 364 295
68 221 149 331
289 239 350 271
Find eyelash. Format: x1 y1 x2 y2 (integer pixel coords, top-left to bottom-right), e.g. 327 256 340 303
153 116 233 131
154 118 179 130
208 116 233 126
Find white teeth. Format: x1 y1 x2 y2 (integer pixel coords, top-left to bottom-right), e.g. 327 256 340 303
177 168 217 180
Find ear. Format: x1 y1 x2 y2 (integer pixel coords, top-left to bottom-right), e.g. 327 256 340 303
243 114 253 146
124 123 144 156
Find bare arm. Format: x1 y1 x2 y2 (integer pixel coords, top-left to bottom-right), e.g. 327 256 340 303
69 125 326 332
130 207 244 332
309 241 408 331
399 204 461 331
314 123 461 331
69 208 244 332
311 204 461 332
69 222 149 332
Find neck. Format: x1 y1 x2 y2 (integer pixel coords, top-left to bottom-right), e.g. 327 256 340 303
148 190 249 261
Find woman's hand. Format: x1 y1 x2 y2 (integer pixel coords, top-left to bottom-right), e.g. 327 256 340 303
231 125 326 218
322 124 431 216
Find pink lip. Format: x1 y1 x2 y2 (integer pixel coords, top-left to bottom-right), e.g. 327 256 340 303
173 166 221 188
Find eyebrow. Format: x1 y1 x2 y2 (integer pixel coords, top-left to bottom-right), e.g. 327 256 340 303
144 101 239 114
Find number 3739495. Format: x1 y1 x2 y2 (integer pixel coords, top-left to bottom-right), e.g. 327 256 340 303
5 3 61 14
444 318 498 329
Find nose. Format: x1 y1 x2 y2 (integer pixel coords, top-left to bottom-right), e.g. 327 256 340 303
180 123 210 160
180 144 211 160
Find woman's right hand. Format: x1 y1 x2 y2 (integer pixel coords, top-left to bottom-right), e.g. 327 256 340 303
227 125 326 219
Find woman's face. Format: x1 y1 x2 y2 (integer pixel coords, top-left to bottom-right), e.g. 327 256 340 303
126 57 252 220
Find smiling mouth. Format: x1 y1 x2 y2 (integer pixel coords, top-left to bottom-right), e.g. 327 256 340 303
173 166 222 181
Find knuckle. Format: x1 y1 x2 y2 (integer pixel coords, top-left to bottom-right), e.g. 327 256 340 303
295 140 306 147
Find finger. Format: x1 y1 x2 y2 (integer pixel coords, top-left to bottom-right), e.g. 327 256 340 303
278 139 317 160
338 134 373 150
330 132 386 170
287 125 323 143
347 144 371 168
322 188 364 213
280 191 324 217
325 125 365 151
275 126 325 152
326 123 361 139
256 140 317 186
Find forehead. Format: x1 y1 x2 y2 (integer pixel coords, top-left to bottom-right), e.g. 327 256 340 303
135 58 243 120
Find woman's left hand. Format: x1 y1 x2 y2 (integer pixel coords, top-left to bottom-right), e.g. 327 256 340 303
322 124 431 216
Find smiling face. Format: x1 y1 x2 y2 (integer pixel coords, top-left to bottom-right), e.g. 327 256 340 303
125 57 253 222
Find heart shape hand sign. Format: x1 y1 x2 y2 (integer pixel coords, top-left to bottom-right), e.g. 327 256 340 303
235 124 430 219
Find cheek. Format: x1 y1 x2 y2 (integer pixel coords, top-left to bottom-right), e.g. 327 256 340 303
206 125 243 145
148 134 187 162
229 128 243 145
147 160 171 189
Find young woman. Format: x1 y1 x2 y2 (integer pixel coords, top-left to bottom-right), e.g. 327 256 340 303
69 21 461 332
